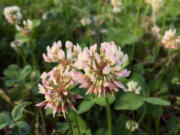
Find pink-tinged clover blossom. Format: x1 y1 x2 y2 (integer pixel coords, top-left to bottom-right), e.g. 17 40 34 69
43 40 81 65
73 42 131 97
37 41 82 118
162 29 180 49
36 65 82 118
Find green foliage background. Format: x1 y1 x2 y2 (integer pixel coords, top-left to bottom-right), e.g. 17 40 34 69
0 0 180 135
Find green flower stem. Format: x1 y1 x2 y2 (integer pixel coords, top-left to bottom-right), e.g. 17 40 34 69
19 50 28 65
147 117 152 133
161 12 167 35
124 0 128 14
138 106 146 124
29 38 37 69
174 123 180 135
16 51 20 65
155 11 167 59
144 3 150 17
72 111 81 135
16 124 22 135
105 97 112 135
32 51 36 69
134 0 142 34
39 109 47 135
155 118 160 135
131 0 142 64
14 119 22 135
66 113 73 135
128 131 132 135
24 109 37 116
97 0 101 14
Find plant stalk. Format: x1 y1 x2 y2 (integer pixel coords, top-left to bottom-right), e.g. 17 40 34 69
17 125 22 135
39 109 47 135
29 38 37 69
131 0 142 64
66 113 73 135
155 118 160 135
72 111 81 135
105 97 112 135
128 131 132 135
174 123 180 135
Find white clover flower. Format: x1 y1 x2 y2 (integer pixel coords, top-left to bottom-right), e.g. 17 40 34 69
126 120 139 132
23 19 33 30
145 0 163 22
16 19 33 36
111 0 123 13
42 13 48 20
3 6 22 25
81 18 91 26
162 29 180 49
92 16 98 22
145 0 163 12
10 40 23 51
111 0 122 7
87 29 96 36
101 29 108 34
127 81 141 94
171 77 180 85
112 7 121 13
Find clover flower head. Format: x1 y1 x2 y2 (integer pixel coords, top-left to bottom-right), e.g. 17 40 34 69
145 0 163 13
23 19 33 30
171 77 180 85
87 29 96 36
3 6 22 25
162 29 180 49
81 18 91 26
111 0 122 7
101 29 108 34
126 120 139 132
42 13 48 20
111 0 123 13
43 40 81 65
112 7 121 13
16 19 33 36
127 81 141 95
36 64 82 118
10 39 23 51
73 42 130 97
